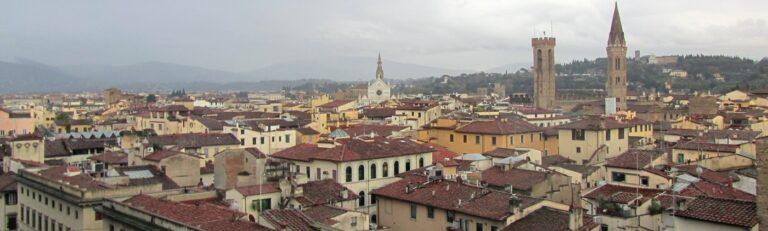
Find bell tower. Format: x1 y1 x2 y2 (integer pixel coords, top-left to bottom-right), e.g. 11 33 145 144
606 2 628 111
532 36 556 109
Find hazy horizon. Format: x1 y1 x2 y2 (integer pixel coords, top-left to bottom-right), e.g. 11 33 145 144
2 0 766 72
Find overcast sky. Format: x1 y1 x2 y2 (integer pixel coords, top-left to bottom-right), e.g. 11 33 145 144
1 0 766 72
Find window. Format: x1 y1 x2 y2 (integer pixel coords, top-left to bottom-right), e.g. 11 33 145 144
240 129 245 135
285 134 290 143
240 138 245 146
419 157 424 168
601 224 609 231
358 165 365 181
491 136 497 145
677 153 685 164
252 137 257 145
520 135 524 144
306 166 311 179
641 176 649 186
260 137 265 144
576 147 581 153
509 136 514 144
427 206 434 218
405 160 411 171
572 129 585 140
7 214 16 230
491 226 498 231
463 135 467 143
477 223 484 231
5 192 17 205
446 211 455 223
611 172 626 182
475 135 480 144
251 198 271 212
359 191 366 207
370 164 377 179
371 194 377 204
382 162 389 177
410 204 417 219
618 128 625 139
449 134 454 142
394 161 400 175
345 167 353 182
605 130 611 140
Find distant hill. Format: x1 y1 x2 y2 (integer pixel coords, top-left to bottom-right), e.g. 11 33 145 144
485 62 531 74
245 56 473 81
0 59 94 93
59 61 249 83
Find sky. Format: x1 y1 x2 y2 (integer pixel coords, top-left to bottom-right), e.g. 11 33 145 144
1 0 766 72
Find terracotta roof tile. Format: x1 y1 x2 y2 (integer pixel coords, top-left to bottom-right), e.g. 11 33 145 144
272 137 434 163
372 175 541 221
455 119 542 135
122 194 270 231
674 197 757 228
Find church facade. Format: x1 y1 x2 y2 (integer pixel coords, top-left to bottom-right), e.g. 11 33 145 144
361 54 392 104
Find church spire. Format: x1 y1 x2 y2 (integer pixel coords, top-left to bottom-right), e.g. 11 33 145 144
375 53 384 80
608 2 625 46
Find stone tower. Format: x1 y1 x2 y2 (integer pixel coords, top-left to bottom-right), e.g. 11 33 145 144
606 2 628 111
532 36 556 109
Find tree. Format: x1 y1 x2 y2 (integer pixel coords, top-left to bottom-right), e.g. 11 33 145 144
146 94 157 103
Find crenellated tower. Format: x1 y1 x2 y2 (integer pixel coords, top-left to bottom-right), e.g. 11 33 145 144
532 36 556 109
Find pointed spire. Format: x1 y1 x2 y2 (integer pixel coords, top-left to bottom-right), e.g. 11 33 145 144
375 53 384 80
608 1 625 46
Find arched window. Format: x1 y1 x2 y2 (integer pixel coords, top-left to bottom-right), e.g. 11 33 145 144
615 57 620 70
358 191 366 207
382 162 389 177
394 161 400 175
345 166 353 182
405 159 411 171
371 215 377 224
358 165 365 181
548 49 554 67
536 49 543 72
418 157 425 168
370 163 377 179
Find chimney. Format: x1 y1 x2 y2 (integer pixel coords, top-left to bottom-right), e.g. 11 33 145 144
508 194 521 214
568 206 584 230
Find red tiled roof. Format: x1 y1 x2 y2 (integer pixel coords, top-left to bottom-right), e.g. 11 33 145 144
331 124 408 138
455 119 542 135
147 133 239 148
296 179 358 206
678 180 754 201
480 167 548 191
272 137 434 163
302 205 347 226
372 175 541 221
676 165 732 185
430 145 458 165
143 150 187 162
674 197 757 228
483 148 529 159
583 184 664 207
122 195 270 231
605 149 664 170
361 107 396 118
318 100 354 108
88 151 128 164
502 207 598 231
234 183 281 196
261 209 315 231
673 141 738 153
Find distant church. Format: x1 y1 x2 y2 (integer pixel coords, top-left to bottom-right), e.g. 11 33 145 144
360 54 392 104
